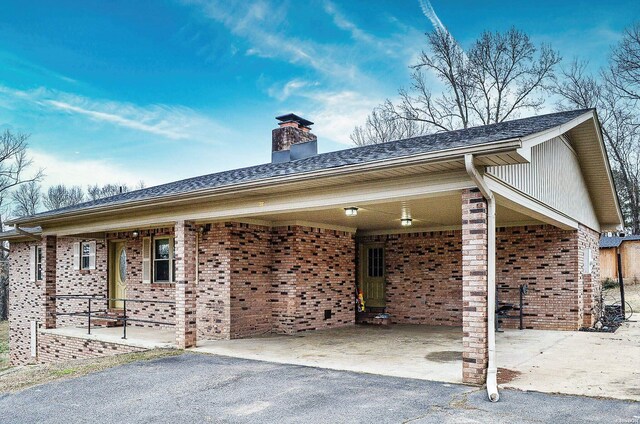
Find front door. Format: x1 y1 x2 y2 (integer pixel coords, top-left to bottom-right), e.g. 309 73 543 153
109 241 127 309
360 244 385 308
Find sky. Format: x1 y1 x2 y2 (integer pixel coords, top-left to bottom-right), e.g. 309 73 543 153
0 0 639 190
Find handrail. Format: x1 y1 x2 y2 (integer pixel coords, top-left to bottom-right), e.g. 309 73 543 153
51 294 176 339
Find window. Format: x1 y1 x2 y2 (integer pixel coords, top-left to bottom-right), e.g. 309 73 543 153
81 242 91 270
153 237 175 283
367 247 384 278
35 247 43 281
74 241 96 271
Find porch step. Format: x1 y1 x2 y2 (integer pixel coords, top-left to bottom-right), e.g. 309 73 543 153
356 311 391 326
92 309 124 327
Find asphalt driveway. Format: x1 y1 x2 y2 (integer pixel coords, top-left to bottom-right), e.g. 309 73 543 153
0 353 638 424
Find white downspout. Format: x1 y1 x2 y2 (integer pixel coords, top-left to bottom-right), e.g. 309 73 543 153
464 154 499 402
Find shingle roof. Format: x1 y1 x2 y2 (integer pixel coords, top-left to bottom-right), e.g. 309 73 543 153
18 108 592 222
600 235 640 248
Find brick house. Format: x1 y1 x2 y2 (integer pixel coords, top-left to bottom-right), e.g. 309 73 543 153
0 109 622 397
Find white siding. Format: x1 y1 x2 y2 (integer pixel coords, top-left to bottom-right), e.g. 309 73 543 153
487 136 599 229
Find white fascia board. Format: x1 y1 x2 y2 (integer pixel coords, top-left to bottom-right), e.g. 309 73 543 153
45 172 474 236
515 111 594 163
520 111 594 151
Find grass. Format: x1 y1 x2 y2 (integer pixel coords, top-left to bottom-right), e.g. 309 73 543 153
0 320 9 372
0 341 182 394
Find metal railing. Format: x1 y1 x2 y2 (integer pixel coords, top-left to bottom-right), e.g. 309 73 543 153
53 294 176 339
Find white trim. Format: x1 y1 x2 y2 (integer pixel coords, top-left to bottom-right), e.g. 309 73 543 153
29 245 36 283
270 220 356 233
10 139 523 227
73 242 81 271
44 173 474 236
152 236 175 283
30 321 37 357
142 237 151 284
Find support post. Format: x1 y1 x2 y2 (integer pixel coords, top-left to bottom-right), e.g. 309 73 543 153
461 188 489 385
617 249 626 319
42 235 57 329
175 220 197 349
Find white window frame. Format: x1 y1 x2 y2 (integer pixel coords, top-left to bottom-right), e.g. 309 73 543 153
75 241 96 271
152 236 175 283
35 246 43 281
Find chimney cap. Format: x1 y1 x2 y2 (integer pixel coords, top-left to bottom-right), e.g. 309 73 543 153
276 113 314 128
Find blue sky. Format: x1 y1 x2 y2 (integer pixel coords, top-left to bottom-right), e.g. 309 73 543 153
0 0 638 189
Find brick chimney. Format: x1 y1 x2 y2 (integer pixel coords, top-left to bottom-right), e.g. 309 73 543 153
272 114 318 163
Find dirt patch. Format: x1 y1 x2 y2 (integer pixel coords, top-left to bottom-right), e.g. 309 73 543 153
0 348 182 394
425 350 461 363
497 367 522 384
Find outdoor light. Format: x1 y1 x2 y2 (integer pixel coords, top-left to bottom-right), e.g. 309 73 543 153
344 207 359 217
132 231 139 238
400 218 413 227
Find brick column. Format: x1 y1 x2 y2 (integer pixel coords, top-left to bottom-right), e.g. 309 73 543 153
42 235 57 329
461 188 489 385
175 220 197 349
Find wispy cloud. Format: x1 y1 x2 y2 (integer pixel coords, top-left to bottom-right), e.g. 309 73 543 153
323 1 376 45
267 79 319 101
418 0 446 33
183 0 361 81
0 85 231 143
29 149 150 189
298 90 380 145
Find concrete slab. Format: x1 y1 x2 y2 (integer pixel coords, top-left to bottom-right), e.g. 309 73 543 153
42 326 176 350
500 321 640 401
193 321 640 401
193 325 465 384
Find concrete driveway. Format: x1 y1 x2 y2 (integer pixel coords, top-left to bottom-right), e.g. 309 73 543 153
194 322 640 401
0 354 638 424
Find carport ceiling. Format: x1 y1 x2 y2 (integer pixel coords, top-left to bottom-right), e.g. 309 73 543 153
255 194 539 232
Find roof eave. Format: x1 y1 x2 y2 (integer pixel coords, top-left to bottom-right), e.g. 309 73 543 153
8 138 523 228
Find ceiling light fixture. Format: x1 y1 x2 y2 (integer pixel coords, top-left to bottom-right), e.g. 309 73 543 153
344 207 359 217
132 230 140 238
400 218 413 227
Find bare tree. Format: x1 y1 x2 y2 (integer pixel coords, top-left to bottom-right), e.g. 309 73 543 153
555 59 640 233
11 181 41 217
87 183 140 201
0 130 42 318
0 130 43 195
351 105 426 146
43 184 85 210
353 27 561 144
606 23 640 101
0 197 9 320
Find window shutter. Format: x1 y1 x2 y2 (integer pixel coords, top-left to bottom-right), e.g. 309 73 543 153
73 242 81 270
29 245 36 282
583 248 592 275
88 241 97 270
142 237 151 283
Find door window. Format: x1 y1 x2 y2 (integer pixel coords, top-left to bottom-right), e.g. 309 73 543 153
367 247 384 278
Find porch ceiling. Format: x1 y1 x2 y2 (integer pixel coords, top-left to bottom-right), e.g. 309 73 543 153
248 193 541 233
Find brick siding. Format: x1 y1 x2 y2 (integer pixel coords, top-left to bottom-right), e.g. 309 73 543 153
271 226 356 334
9 242 41 365
579 225 601 327
461 188 489 385
360 231 462 325
38 332 145 363
8 217 599 367
105 228 176 329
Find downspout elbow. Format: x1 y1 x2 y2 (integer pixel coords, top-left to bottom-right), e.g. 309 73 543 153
464 154 499 402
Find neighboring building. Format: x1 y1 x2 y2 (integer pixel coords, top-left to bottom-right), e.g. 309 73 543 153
0 109 622 388
600 235 640 284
